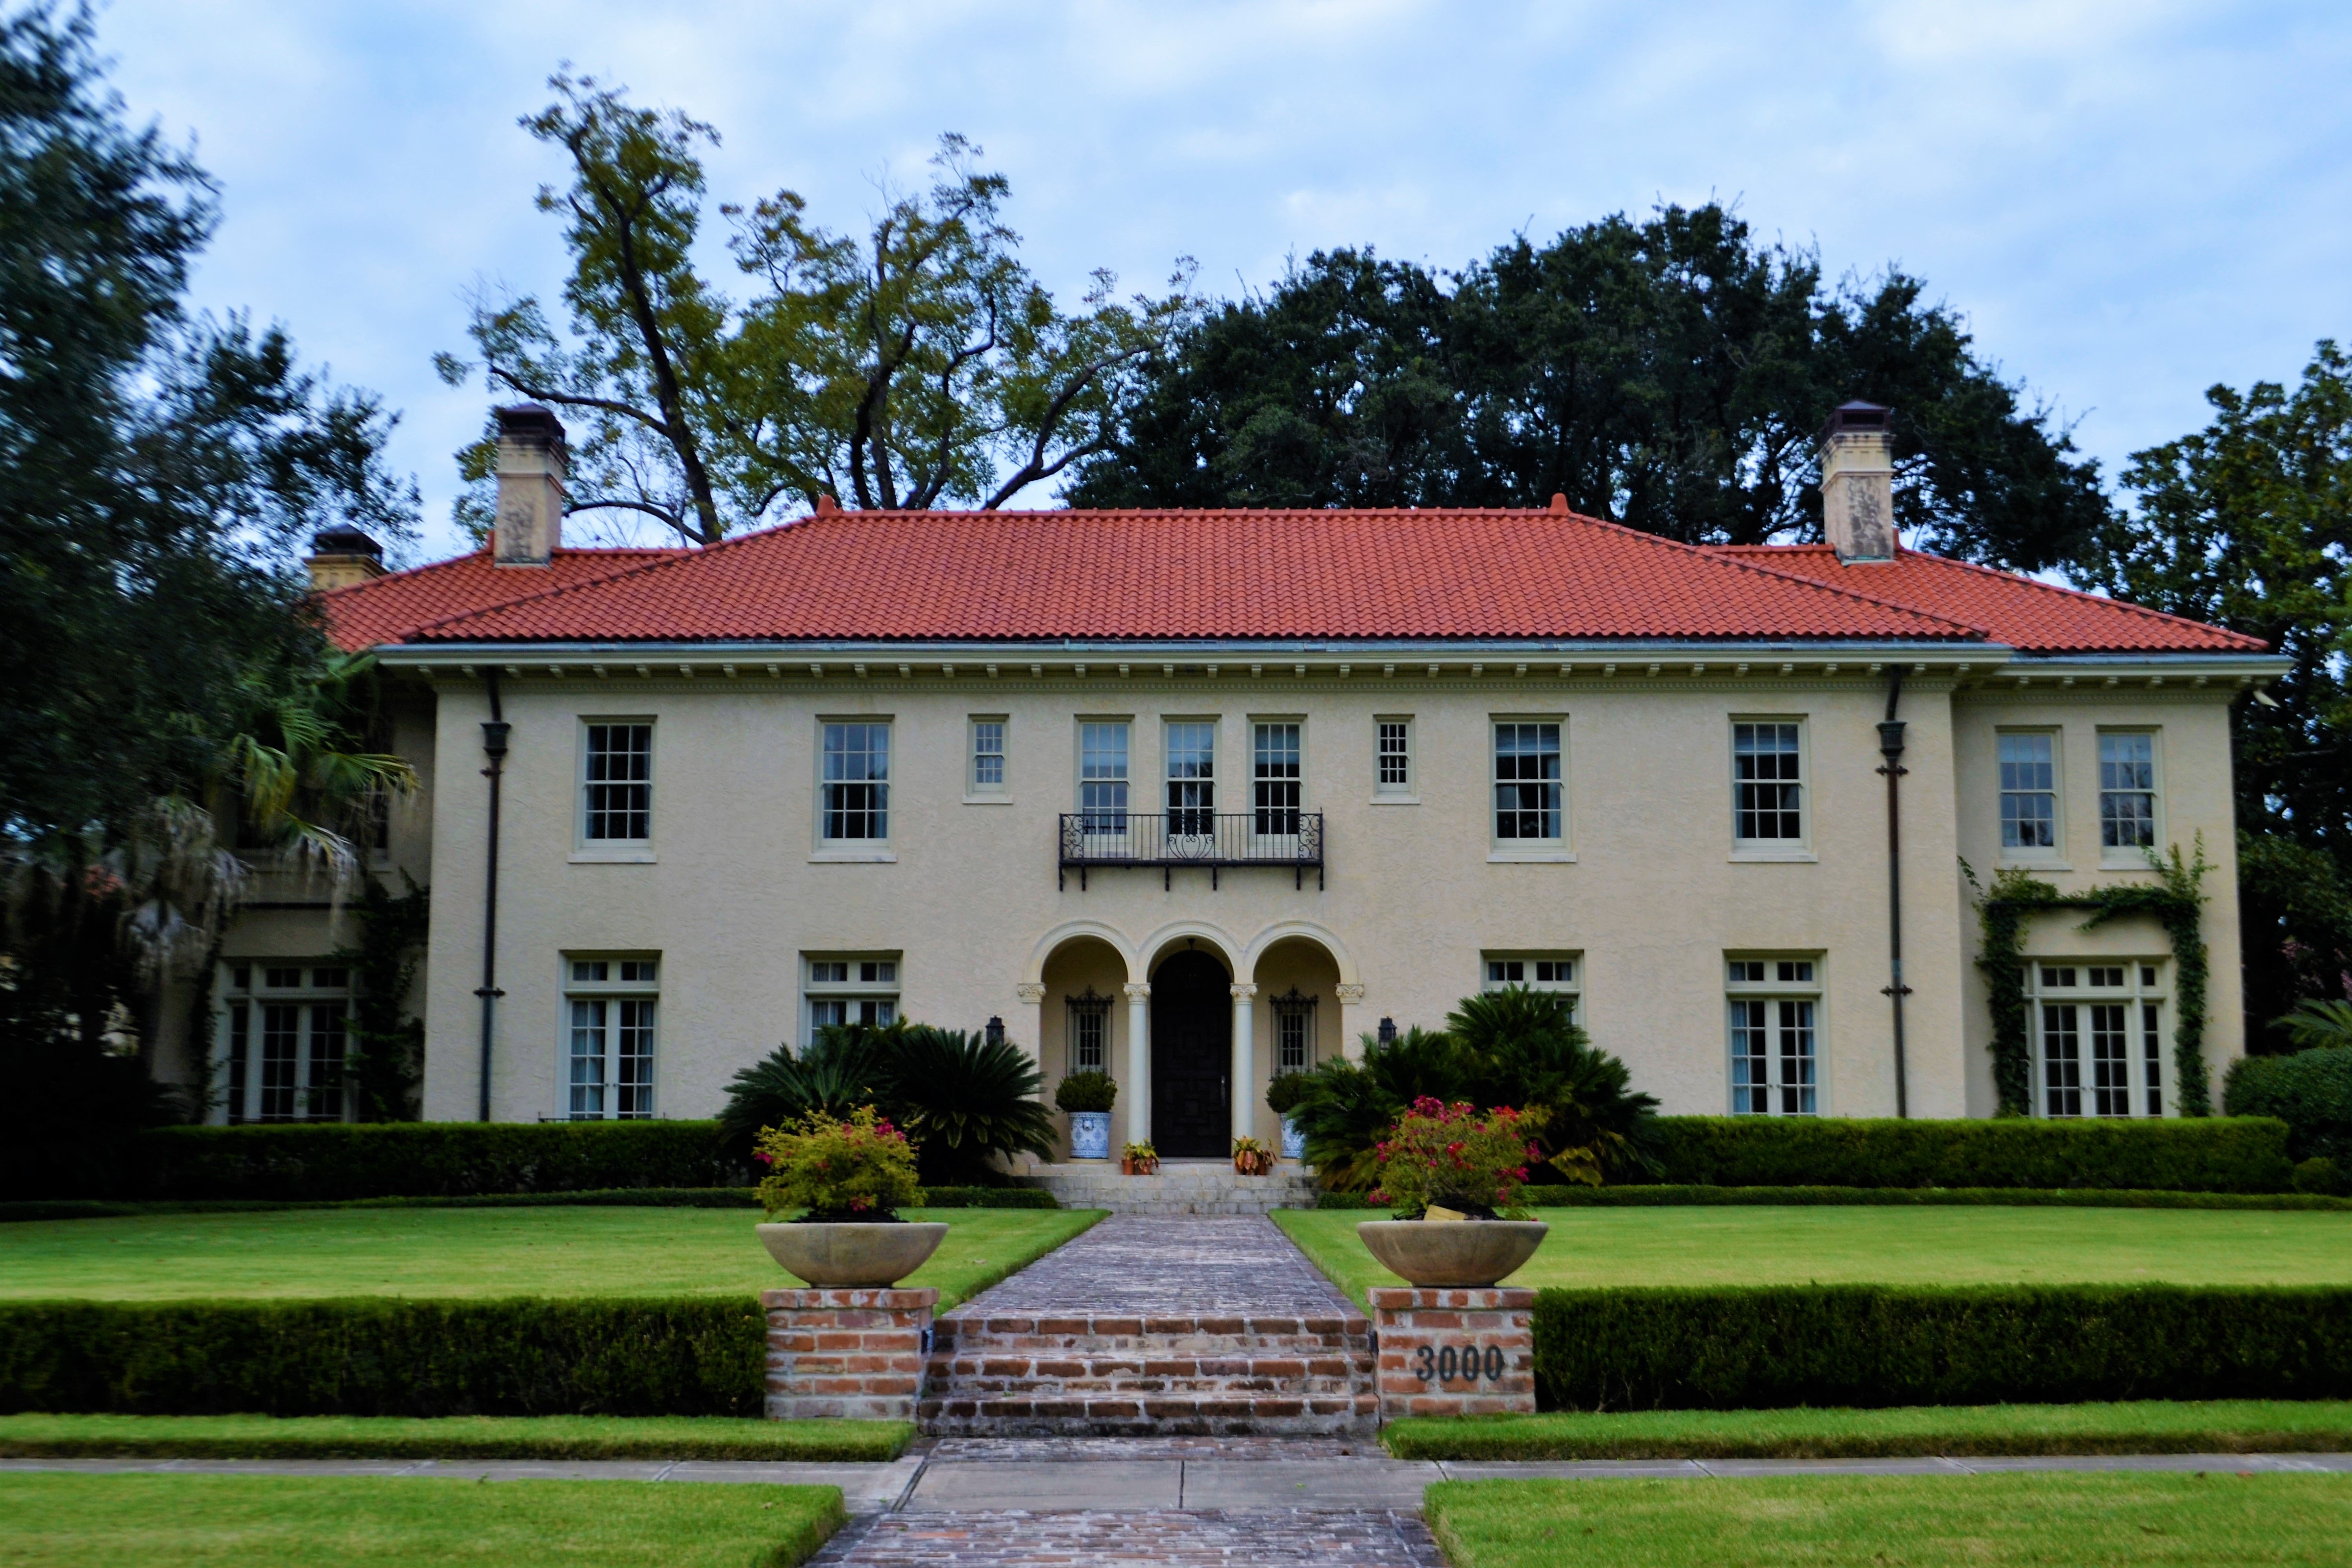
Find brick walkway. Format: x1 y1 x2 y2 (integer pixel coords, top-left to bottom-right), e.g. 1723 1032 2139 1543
952 1216 1353 1315
808 1509 1446 1567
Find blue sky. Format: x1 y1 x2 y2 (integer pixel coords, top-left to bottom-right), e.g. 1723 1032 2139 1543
94 0 2352 562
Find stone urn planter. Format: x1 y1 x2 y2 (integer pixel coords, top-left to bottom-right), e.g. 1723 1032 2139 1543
1280 1115 1308 1161
1358 1219 1548 1287
1067 1110 1112 1161
755 1221 948 1287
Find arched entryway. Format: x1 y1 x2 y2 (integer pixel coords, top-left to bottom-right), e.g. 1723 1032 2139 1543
1151 948 1232 1157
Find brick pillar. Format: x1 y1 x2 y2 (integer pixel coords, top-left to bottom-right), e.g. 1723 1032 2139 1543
762 1287 937 1420
1368 1287 1536 1420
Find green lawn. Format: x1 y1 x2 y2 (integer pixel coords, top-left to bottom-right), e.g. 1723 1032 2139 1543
1426 1472 2352 1568
1384 1400 2352 1461
0 1412 911 1461
0 1473 843 1568
0 1206 1102 1307
1272 1206 2352 1309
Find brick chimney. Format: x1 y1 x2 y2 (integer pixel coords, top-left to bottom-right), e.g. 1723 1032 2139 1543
493 404 568 567
1820 401 1896 564
307 525 385 591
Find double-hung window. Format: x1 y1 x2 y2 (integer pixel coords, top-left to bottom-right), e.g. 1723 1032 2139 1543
217 963 350 1123
1165 721 1216 840
2099 732 2158 855
566 957 657 1120
968 717 1008 798
1375 718 1414 798
1493 721 1563 842
1727 957 1821 1115
1481 952 1581 1020
1733 722 1804 844
582 722 652 842
805 955 900 1044
1998 731 2059 855
1254 722 1302 838
1079 721 1130 839
2028 962 2167 1117
821 721 890 843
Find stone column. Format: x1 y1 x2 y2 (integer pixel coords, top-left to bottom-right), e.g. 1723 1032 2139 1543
763 1286 937 1420
1014 982 1049 1169
1368 1287 1537 1420
1335 983 1368 1062
1230 982 1259 1146
1123 981 1152 1151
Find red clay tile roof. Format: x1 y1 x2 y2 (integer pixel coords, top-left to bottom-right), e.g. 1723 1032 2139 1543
319 548 685 650
319 510 2263 656
1710 546 2268 655
388 508 1982 646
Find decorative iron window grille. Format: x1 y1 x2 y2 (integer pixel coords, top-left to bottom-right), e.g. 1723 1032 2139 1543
1271 987 1317 1074
1067 987 1113 1072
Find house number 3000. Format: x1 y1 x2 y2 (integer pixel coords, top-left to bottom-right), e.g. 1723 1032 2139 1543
1413 1344 1507 1383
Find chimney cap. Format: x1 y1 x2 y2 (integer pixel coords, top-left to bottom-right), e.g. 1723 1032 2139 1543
310 525 381 559
1821 401 1893 440
495 403 567 444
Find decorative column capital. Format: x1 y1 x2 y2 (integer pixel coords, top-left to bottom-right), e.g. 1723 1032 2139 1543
1014 983 1047 1004
1230 983 1259 1000
1334 983 1367 1004
1122 982 1152 1000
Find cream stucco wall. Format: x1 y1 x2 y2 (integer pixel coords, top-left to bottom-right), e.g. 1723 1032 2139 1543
389 665 2247 1138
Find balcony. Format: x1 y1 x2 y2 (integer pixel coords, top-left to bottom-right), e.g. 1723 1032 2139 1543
1059 811 1326 891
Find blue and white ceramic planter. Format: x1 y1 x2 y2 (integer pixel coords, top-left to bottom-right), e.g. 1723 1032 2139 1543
1281 1115 1308 1161
1068 1110 1112 1161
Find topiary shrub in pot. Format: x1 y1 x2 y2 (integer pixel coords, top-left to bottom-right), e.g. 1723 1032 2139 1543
1267 1070 1310 1160
751 1106 945 1286
1055 1071 1117 1160
1357 1097 1549 1287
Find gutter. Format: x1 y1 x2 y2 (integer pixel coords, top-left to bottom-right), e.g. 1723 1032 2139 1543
1878 670 1912 1118
476 672 508 1122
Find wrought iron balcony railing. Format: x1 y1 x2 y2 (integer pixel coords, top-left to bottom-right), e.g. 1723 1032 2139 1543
1059 811 1325 891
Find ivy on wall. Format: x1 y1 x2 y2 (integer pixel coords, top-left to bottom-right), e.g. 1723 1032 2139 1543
1969 838 2212 1118
335 873 430 1122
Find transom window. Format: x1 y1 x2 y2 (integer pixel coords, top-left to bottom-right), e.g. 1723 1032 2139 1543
1079 721 1130 834
583 722 652 841
1066 988 1112 1072
218 962 350 1124
1255 722 1302 836
805 953 901 1044
1727 954 1822 1116
821 722 890 841
969 717 1007 795
1482 953 1581 1018
1376 718 1413 794
1998 732 2058 851
2028 961 2167 1118
1493 722 1562 841
566 955 657 1121
1733 722 1804 842
1166 721 1216 835
2099 732 2158 851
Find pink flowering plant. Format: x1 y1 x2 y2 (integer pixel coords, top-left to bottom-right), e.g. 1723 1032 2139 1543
754 1105 921 1220
1367 1097 1540 1219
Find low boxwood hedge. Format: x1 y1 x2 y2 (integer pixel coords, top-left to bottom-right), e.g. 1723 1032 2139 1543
0 1298 765 1417
1313 1185 2349 1211
1533 1284 2352 1410
2225 1047 2352 1177
1638 1115 2294 1192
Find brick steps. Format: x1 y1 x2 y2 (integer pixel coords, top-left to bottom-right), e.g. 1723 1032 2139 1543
918 1310 1379 1436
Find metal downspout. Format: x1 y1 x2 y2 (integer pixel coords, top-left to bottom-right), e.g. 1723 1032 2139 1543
1878 669 1912 1117
476 673 509 1122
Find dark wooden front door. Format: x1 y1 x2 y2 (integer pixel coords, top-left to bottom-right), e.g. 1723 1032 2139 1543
1151 949 1231 1157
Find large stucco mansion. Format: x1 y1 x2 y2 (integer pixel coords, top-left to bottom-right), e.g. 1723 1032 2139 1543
184 404 2285 1156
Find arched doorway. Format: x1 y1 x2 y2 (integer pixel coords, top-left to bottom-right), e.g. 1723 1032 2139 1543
1152 948 1231 1157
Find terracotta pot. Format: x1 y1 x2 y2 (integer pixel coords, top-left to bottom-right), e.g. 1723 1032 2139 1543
1357 1219 1548 1287
1122 1157 1158 1175
755 1221 948 1287
1235 1150 1273 1175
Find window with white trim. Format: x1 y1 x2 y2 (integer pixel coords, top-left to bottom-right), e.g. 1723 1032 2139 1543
1727 956 1821 1115
1066 987 1112 1072
1732 722 1804 843
2099 731 2158 853
1998 731 2060 853
1270 987 1318 1074
1079 721 1130 836
1165 720 1216 835
566 957 657 1120
1375 717 1413 795
218 963 351 1123
582 722 652 842
805 954 901 1045
820 721 890 842
2028 961 2167 1118
1254 722 1303 837
1493 721 1562 842
1481 952 1580 1020
968 717 1008 796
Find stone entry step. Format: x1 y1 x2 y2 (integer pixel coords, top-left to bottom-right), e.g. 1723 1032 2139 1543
1021 1162 1317 1216
918 1310 1377 1437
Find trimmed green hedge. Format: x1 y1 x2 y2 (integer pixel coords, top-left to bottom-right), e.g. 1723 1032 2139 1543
0 1298 764 1417
1639 1115 2294 1192
3 1185 1059 1223
92 1122 751 1203
1532 1285 2352 1411
2226 1048 2352 1171
913 1187 1062 1209
1315 1185 2351 1212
